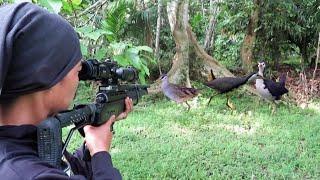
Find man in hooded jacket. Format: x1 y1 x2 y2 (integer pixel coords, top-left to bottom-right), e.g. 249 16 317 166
0 2 133 179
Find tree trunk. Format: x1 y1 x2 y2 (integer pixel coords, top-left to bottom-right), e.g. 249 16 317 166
155 0 163 74
240 0 260 73
203 0 219 54
149 0 257 95
300 36 308 68
312 32 320 80
167 0 191 87
200 0 205 16
187 25 233 78
145 20 153 48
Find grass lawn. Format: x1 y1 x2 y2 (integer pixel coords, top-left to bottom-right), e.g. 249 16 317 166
66 88 320 179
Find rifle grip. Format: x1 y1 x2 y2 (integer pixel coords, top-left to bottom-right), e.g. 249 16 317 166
78 121 115 137
111 122 115 134
82 144 91 161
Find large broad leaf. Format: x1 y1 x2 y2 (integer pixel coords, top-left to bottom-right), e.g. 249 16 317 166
76 26 94 34
95 48 107 60
113 55 130 66
80 43 88 57
135 46 153 53
71 0 81 6
141 63 150 76
86 29 108 41
38 0 62 14
61 0 73 13
61 0 81 13
138 71 146 84
76 27 107 41
140 54 156 64
126 48 141 69
109 42 128 55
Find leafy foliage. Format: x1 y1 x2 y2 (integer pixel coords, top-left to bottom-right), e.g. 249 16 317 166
28 0 155 83
37 0 62 13
213 34 244 70
257 0 319 66
102 0 129 42
108 42 154 83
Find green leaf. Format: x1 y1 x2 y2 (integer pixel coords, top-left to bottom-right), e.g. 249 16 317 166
113 55 129 66
109 42 128 55
86 29 107 41
61 0 72 13
140 54 156 64
77 27 107 41
126 50 141 69
71 0 81 6
38 0 62 14
141 63 150 76
127 47 139 54
136 46 153 53
76 26 94 35
138 71 146 84
80 43 88 57
95 48 107 60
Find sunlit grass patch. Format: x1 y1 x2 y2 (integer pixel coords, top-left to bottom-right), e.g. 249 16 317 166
67 88 320 179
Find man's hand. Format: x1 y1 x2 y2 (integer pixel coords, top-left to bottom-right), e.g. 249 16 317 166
116 97 133 120
83 97 133 156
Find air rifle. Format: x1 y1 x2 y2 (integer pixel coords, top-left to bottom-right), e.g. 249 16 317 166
37 59 149 169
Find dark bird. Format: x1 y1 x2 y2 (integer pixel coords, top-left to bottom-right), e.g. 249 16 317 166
160 74 199 111
255 62 289 113
255 62 288 101
204 70 262 109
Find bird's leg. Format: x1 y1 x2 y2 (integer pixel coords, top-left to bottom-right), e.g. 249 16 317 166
280 100 290 113
226 94 236 110
207 93 217 106
207 96 213 106
258 98 263 106
254 97 262 112
185 101 191 111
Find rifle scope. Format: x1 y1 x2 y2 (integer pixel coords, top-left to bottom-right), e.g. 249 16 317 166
79 59 137 82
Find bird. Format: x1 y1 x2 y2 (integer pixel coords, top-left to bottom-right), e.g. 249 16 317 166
255 61 289 113
204 70 263 109
160 74 199 111
255 62 288 101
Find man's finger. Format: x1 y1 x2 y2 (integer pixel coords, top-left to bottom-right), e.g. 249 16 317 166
127 98 133 112
128 99 132 113
116 112 127 120
129 98 133 111
105 115 116 126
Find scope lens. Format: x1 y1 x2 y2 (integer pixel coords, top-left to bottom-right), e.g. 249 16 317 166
116 68 136 82
79 60 93 80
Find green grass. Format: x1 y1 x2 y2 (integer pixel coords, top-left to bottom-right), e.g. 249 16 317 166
66 89 320 179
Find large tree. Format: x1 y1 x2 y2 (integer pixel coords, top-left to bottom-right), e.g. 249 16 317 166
240 0 261 73
165 0 234 88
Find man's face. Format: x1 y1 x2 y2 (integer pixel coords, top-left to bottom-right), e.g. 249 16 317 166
47 61 82 114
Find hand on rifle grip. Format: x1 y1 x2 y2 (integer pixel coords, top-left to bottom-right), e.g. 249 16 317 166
83 115 116 156
116 97 133 120
83 97 133 156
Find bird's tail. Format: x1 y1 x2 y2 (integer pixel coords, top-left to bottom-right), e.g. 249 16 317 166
279 73 287 86
210 69 216 80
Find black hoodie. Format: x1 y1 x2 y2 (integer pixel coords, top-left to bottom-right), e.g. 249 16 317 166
0 125 122 179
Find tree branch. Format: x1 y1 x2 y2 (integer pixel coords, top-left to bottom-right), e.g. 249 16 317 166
70 0 108 19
